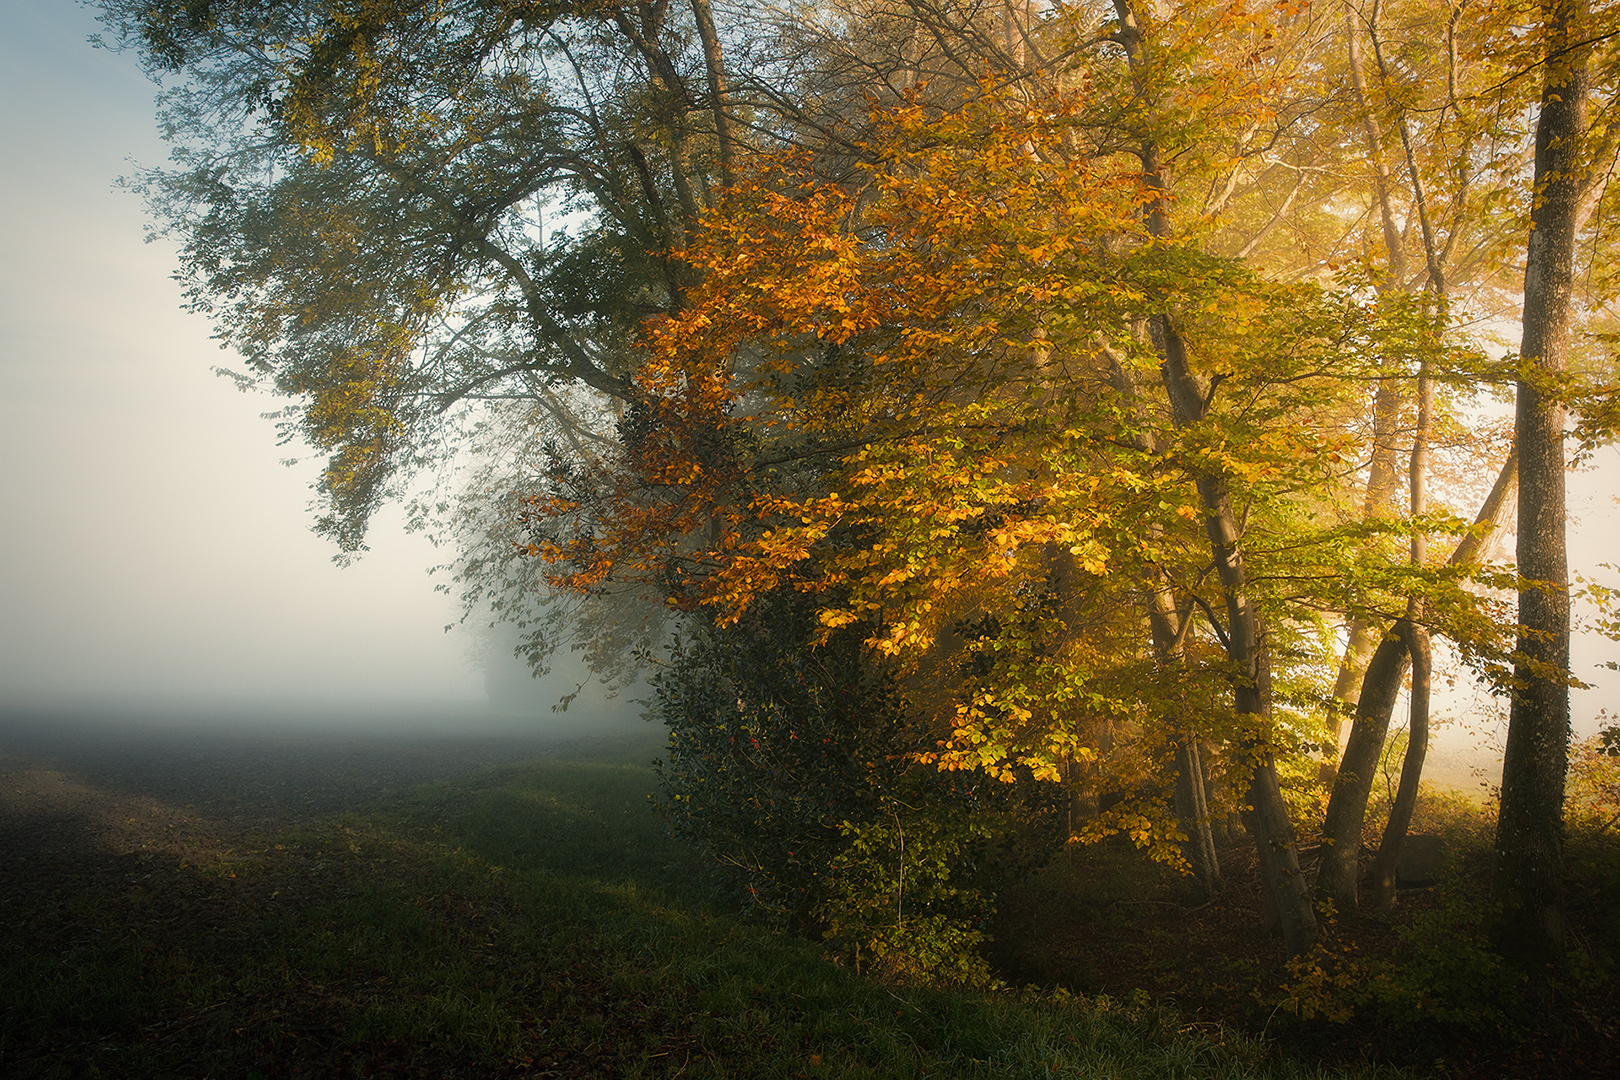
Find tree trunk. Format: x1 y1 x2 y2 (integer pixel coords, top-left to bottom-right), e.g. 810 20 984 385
1150 578 1223 898
1319 396 1515 910
1370 328 1437 907
610 8 702 228
1155 312 1317 956
1153 602 1224 898
1317 630 1409 910
1336 0 1455 899
1371 620 1431 907
1174 735 1223 899
1343 0 1410 287
689 0 735 189
1111 344 1223 899
1325 2 1407 756
1451 448 1517 569
1327 378 1403 748
1494 0 1587 964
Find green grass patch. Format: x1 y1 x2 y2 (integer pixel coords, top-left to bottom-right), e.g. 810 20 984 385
3 730 1397 1078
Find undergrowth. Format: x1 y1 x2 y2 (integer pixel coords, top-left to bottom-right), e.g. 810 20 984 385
992 773 1619 1079
1270 773 1619 1075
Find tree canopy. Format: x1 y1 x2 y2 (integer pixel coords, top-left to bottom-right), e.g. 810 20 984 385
102 0 1620 973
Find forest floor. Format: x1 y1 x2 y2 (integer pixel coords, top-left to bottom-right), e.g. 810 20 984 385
0 715 1612 1078
993 809 1620 1079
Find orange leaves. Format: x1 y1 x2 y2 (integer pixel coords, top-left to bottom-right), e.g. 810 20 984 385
516 66 1368 794
566 122 1131 631
546 95 1147 632
656 170 887 356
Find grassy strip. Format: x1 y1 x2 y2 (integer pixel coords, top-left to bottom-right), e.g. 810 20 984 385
2 731 1396 1078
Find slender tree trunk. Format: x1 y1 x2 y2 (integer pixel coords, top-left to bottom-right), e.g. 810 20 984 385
1155 312 1317 956
1495 0 1587 964
1371 620 1431 906
1328 379 1403 747
1451 447 1518 569
1318 446 1516 910
1174 735 1223 898
998 0 1031 70
689 0 735 189
1107 343 1223 898
1343 0 1409 286
611 8 702 228
1317 630 1409 909
1325 2 1407 752
1146 571 1223 898
1370 331 1436 908
1347 3 1453 891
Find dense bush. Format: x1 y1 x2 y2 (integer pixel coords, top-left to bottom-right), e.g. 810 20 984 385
653 589 1063 982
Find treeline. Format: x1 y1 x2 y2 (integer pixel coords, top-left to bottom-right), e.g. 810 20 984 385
100 0 1619 982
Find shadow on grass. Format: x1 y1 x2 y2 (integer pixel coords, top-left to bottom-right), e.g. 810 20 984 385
3 727 1394 1079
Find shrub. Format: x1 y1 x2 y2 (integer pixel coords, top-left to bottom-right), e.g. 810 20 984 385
653 589 1062 982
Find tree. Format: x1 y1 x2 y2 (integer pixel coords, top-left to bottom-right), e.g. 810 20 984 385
1494 0 1591 964
528 41 1407 955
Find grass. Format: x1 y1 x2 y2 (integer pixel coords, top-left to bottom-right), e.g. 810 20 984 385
1 730 1397 1079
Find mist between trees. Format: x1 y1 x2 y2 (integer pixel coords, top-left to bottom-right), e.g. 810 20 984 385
97 0 1620 998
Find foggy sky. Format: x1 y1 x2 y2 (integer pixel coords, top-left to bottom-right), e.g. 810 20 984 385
0 2 520 718
0 1 1613 745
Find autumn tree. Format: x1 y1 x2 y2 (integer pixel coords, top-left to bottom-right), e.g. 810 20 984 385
528 25 1438 954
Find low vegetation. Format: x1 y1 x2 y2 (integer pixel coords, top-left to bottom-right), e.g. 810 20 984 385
1000 777 1620 1077
0 731 1370 1079
5 730 1616 1078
